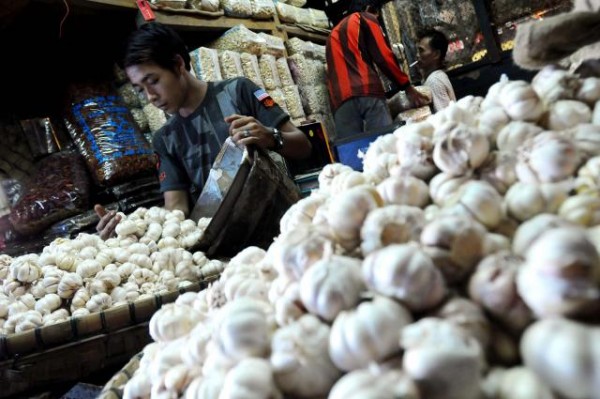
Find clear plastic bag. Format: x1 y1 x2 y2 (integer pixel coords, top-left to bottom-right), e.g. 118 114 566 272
130 108 150 133
8 151 90 236
240 53 265 88
118 83 141 108
287 54 315 87
287 0 306 6
304 41 327 61
251 0 275 19
63 83 157 186
267 88 288 114
309 8 329 29
190 47 223 81
275 2 298 23
282 85 306 119
150 0 188 9
295 7 312 25
191 0 220 11
143 103 168 133
19 117 63 160
276 57 295 87
209 24 267 55
258 54 282 90
310 59 327 83
221 0 252 18
258 32 286 57
299 83 330 115
219 50 244 79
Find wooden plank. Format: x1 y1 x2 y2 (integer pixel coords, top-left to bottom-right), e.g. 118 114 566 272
71 0 137 10
278 25 329 44
142 12 277 32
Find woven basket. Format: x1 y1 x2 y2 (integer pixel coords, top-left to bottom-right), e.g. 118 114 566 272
98 351 144 399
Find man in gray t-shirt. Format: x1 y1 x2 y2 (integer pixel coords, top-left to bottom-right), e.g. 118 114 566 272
96 23 311 239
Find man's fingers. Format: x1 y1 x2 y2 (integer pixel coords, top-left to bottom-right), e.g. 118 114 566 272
94 204 107 218
224 114 243 123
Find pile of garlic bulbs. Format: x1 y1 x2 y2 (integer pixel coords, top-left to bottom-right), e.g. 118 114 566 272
0 207 223 336
125 67 600 399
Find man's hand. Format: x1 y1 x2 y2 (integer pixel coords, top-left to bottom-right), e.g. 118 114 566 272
225 114 277 150
406 86 430 108
95 204 121 240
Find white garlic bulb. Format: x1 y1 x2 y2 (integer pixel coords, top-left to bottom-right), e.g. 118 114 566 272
34 293 62 316
115 220 137 237
10 255 41 283
329 367 420 399
219 357 281 399
360 205 425 256
363 243 447 312
546 100 592 130
477 151 518 194
43 308 70 325
428 172 472 206
58 273 84 299
149 303 202 343
71 308 90 318
577 77 600 104
86 293 112 313
75 259 102 279
14 310 44 333
433 123 490 176
42 268 65 294
299 255 364 322
567 123 600 161
559 194 600 226
516 132 579 183
531 66 581 104
444 180 504 229
512 213 575 256
78 246 98 260
576 155 600 194
504 181 570 222
394 131 437 180
271 315 341 398
377 175 430 208
499 80 544 122
329 296 412 371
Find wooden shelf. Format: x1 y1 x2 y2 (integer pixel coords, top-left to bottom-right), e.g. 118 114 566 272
278 25 329 44
71 0 137 10
139 12 278 32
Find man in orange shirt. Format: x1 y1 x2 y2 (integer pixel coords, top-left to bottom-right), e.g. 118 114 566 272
326 0 428 139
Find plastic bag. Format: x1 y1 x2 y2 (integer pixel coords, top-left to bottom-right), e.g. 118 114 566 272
276 2 297 23
240 53 265 88
251 0 275 19
44 203 118 239
276 57 295 86
190 47 223 82
299 84 328 115
219 50 244 79
286 0 306 6
221 0 252 17
130 108 150 133
0 184 9 218
1 179 23 207
267 88 288 114
8 151 90 236
310 59 327 83
63 83 157 186
209 25 267 55
295 7 312 25
304 41 327 61
143 103 168 133
282 85 306 119
150 0 188 9
258 33 286 57
286 37 306 56
287 54 316 87
110 176 160 199
19 117 63 159
258 54 282 90
0 120 36 181
191 0 220 11
118 83 141 108
309 8 329 29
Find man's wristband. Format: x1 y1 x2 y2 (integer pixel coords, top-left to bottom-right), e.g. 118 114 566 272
271 128 284 151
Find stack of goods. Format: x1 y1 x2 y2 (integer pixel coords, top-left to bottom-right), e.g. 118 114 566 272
0 206 223 336
275 1 329 29
116 68 600 399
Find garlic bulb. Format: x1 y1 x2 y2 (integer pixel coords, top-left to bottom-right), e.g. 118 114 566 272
420 216 487 284
78 246 98 260
394 131 437 180
498 80 544 122
329 367 420 399
299 255 364 321
469 251 533 332
75 259 102 279
86 293 112 312
58 273 83 299
482 367 555 399
516 132 579 183
115 219 137 237
504 181 570 222
271 226 335 281
559 194 600 226
512 213 575 256
214 298 270 362
224 275 269 302
129 268 157 285
363 243 446 312
14 310 44 333
377 176 430 208
34 293 62 316
0 296 9 318
280 193 328 234
477 106 510 144
429 103 478 132
4 279 27 298
429 172 473 207
8 301 28 317
521 318 600 399
330 170 368 194
0 254 13 279
71 287 91 311
219 358 281 399
326 185 383 250
576 155 600 194
477 151 518 194
71 308 90 318
401 318 484 399
162 222 181 239
163 364 201 396
432 297 491 350
184 373 226 399
496 121 543 152
317 163 354 193
568 123 600 161
56 254 76 272
270 314 341 397
531 66 580 104
42 268 64 294
577 77 600 104
10 255 41 283
517 227 600 319
43 308 70 325
546 100 592 130
360 205 425 256
444 180 504 229
433 123 490 176
124 371 153 399
329 296 412 371
273 280 305 327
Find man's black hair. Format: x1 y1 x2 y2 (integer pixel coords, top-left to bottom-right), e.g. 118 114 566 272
418 29 449 60
349 0 387 13
123 22 191 72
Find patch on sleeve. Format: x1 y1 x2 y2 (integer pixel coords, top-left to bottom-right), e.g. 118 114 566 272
254 89 275 108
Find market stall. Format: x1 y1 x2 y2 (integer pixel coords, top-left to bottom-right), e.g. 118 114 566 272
2 0 599 397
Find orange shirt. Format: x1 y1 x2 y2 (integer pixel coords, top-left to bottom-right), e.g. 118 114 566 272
326 11 411 112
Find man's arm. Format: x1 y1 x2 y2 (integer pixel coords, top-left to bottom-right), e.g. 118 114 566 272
276 120 312 159
164 190 190 216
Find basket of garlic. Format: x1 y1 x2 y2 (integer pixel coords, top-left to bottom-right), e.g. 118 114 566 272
0 206 227 397
99 66 600 399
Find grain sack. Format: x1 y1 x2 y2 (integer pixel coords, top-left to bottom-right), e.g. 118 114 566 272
190 47 223 81
259 32 286 57
219 50 244 79
251 0 275 19
276 57 295 86
259 54 282 90
282 85 306 119
209 24 267 55
221 0 252 17
240 52 265 88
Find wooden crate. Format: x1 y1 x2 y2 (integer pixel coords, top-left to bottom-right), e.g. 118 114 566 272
0 277 216 398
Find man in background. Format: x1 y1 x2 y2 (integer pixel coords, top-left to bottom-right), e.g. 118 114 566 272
417 29 456 112
326 0 428 139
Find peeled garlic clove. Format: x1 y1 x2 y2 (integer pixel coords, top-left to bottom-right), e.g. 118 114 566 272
546 100 592 130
